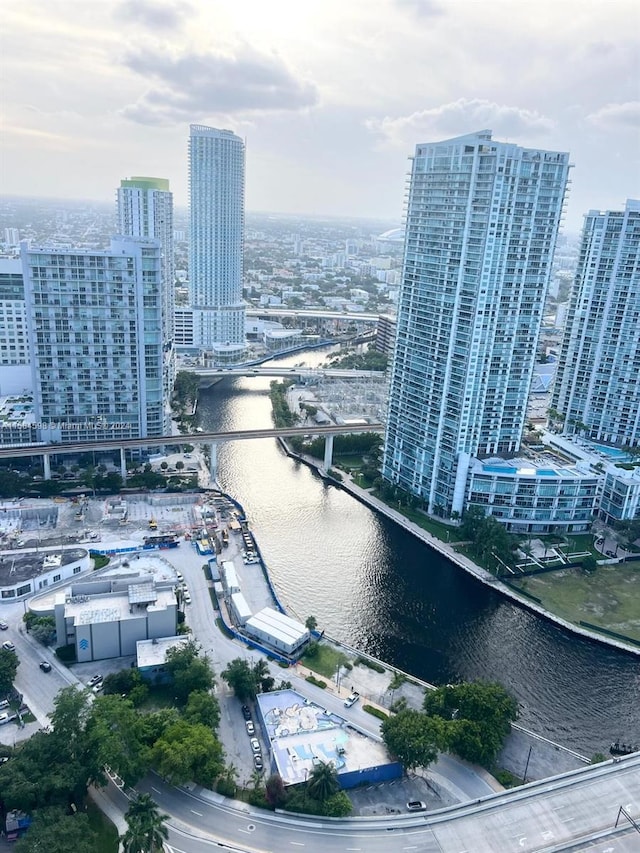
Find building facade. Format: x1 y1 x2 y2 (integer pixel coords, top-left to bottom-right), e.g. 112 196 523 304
189 124 246 354
383 130 570 517
552 200 640 448
21 236 166 444
118 177 175 426
0 258 31 401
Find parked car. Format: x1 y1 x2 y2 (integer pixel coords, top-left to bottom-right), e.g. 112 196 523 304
241 705 251 721
2 641 16 653
39 661 52 672
93 683 104 694
87 674 103 687
344 691 360 708
0 621 8 630
245 720 255 735
0 712 10 725
406 801 427 812
253 754 264 771
250 737 261 753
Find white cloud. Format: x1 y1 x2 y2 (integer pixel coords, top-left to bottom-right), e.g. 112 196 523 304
586 101 640 129
116 0 193 31
365 99 556 147
120 43 319 126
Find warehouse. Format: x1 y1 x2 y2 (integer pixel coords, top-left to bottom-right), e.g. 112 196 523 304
230 591 252 626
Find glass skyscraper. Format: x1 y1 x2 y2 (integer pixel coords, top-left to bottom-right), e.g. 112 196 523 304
189 124 246 352
552 199 640 448
117 176 175 430
383 130 570 517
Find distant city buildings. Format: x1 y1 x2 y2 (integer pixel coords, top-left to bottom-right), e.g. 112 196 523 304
383 130 570 522
117 176 176 416
552 199 640 448
21 236 167 443
189 125 246 357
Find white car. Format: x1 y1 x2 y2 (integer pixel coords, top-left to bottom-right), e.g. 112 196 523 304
0 712 10 725
250 737 261 753
344 691 360 708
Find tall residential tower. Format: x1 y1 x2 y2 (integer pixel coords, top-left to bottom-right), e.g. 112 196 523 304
552 199 640 448
189 125 246 355
382 130 570 517
117 176 175 427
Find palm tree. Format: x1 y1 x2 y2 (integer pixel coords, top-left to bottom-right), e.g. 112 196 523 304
306 760 340 802
121 793 169 853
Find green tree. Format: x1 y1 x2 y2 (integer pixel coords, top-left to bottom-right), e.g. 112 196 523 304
164 641 215 704
15 807 99 853
582 554 598 573
265 773 288 808
85 695 151 786
221 657 258 701
121 793 169 853
184 689 221 729
30 615 57 645
151 719 224 786
380 709 441 771
0 646 19 695
306 760 340 802
305 615 318 632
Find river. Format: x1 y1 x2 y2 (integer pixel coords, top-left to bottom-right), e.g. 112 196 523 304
197 349 640 755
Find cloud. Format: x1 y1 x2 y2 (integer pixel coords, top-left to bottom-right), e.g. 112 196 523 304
393 0 444 17
365 98 555 147
586 101 640 129
116 0 193 31
120 44 319 126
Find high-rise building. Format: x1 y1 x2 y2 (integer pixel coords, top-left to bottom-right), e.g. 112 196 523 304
189 124 246 355
552 199 640 448
383 130 570 517
118 176 175 421
21 236 166 444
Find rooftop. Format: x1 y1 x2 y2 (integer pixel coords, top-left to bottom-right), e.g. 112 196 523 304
0 547 87 586
136 635 187 668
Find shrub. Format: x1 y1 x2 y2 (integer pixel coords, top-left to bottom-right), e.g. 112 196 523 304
305 675 327 689
216 777 237 797
355 655 385 673
363 704 389 720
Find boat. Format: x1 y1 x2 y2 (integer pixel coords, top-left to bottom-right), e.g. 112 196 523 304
609 741 638 756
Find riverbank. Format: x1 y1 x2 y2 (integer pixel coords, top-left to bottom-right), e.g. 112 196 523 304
278 439 640 659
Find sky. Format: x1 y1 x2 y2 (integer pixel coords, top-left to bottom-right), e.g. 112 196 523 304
1 0 639 231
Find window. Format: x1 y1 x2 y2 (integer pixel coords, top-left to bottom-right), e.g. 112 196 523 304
73 566 81 575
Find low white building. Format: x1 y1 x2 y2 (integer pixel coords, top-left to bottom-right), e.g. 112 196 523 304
244 606 309 656
230 591 252 626
136 635 188 683
222 560 240 594
1 547 90 602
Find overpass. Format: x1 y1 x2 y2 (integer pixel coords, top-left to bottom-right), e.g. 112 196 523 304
247 307 380 322
188 365 387 381
0 423 384 481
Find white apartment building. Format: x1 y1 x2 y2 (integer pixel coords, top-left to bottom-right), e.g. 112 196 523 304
552 200 640 448
189 125 246 356
383 130 570 517
118 177 175 427
21 236 167 444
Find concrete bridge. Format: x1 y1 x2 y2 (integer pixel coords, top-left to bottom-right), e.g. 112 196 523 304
186 364 387 383
0 423 384 482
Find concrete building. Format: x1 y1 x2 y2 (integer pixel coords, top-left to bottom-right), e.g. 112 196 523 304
465 458 599 533
383 130 570 517
189 125 246 356
21 236 167 444
0 547 89 601
118 177 175 425
221 560 240 594
230 591 252 626
552 200 640 448
598 467 640 524
136 635 188 683
0 258 31 399
54 574 178 662
244 606 309 656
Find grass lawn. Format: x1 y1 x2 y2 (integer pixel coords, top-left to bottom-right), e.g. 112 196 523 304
372 495 461 542
137 683 180 711
511 561 640 642
302 642 349 679
86 799 119 853
334 454 365 469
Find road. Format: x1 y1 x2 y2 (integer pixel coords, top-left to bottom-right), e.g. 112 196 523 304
95 754 640 853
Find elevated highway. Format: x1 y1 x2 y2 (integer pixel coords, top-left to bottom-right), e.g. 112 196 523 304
188 365 387 380
100 753 640 853
247 307 380 322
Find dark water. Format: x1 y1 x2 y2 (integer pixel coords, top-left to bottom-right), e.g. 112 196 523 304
198 351 640 755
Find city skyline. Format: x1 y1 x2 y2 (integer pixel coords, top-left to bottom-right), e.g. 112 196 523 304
1 0 639 231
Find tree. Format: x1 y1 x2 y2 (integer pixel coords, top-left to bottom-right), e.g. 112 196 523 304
306 760 340 802
30 615 57 646
423 681 518 767
221 658 258 701
582 554 598 573
151 719 224 786
184 690 221 729
305 615 318 632
15 807 98 853
380 709 441 771
164 641 215 704
121 793 169 853
0 646 19 695
85 695 151 787
175 460 185 471
265 773 288 808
